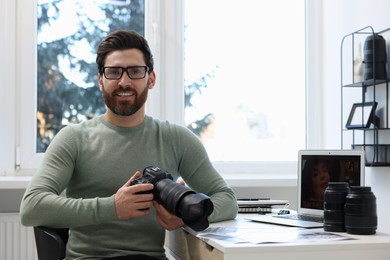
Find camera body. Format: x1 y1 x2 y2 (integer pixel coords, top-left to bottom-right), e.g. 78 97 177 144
130 166 214 231
130 166 173 191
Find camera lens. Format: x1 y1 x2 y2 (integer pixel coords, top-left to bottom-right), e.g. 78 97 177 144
132 166 214 231
345 186 377 235
154 179 194 214
364 34 387 80
154 178 213 231
323 182 349 232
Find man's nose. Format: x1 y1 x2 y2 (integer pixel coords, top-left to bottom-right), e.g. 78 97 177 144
119 71 133 84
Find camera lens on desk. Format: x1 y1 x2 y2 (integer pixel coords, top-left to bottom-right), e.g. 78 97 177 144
323 182 349 232
345 186 377 235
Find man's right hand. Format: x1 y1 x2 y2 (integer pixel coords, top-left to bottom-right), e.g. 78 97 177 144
114 171 154 220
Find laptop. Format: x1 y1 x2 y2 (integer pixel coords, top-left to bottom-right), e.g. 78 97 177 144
247 149 365 228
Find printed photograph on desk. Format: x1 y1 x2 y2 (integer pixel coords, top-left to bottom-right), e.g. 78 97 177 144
197 227 247 243
198 227 354 244
297 230 355 242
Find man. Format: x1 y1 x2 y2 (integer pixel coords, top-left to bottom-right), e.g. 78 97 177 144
20 29 238 260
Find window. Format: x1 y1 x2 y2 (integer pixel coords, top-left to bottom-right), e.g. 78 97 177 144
16 0 148 170
9 0 310 177
36 0 145 152
184 0 306 162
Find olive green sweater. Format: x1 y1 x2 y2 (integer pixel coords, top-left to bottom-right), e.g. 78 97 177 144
20 115 237 259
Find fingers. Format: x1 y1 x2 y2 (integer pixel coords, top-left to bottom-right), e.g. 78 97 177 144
115 170 154 220
123 171 142 187
130 171 142 181
116 169 185 230
153 201 184 231
115 186 154 220
176 177 187 187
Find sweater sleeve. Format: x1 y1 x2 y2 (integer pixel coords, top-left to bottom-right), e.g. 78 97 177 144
173 126 238 223
20 126 118 228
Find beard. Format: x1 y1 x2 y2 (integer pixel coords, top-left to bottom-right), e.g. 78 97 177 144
102 81 149 116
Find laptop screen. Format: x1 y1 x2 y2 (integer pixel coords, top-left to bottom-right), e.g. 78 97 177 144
298 150 365 214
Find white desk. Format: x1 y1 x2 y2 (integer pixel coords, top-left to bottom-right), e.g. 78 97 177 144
166 214 390 260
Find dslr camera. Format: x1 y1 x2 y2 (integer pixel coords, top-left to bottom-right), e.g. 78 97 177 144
130 166 214 231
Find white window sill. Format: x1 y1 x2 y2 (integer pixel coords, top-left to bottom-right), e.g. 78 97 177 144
0 176 33 189
0 162 298 189
223 173 296 188
0 168 36 189
0 175 297 190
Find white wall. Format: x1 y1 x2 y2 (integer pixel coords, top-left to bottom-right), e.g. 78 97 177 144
319 0 390 233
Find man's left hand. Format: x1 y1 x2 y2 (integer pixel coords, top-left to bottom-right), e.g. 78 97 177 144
153 201 184 231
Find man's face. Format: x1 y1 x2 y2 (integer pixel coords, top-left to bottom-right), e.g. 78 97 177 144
98 49 155 116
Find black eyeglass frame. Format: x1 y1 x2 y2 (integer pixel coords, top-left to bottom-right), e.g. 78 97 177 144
102 66 149 80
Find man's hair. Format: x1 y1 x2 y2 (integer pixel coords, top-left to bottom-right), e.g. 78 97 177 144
96 29 154 74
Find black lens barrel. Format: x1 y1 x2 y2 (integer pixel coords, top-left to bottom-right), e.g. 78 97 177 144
345 186 377 235
363 34 387 80
324 182 350 232
154 178 213 231
323 183 377 235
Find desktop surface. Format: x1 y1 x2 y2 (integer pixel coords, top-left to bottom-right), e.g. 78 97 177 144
166 214 390 260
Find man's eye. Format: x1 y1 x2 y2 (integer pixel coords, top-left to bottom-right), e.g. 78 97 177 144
128 68 141 75
109 69 121 75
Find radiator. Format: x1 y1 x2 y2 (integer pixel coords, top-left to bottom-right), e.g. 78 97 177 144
0 213 37 260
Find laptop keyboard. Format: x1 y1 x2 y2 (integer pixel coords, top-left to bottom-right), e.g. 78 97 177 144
275 214 323 223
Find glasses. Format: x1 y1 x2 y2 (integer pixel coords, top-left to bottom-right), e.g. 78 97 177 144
102 66 149 80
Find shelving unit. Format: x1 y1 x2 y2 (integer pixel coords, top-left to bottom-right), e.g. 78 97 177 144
341 26 390 166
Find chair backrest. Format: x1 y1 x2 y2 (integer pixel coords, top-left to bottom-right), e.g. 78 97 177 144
34 226 69 260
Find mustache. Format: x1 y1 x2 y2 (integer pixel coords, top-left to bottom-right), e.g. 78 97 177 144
112 87 136 94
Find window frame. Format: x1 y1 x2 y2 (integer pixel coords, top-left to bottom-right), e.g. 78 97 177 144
0 0 17 175
1 0 323 185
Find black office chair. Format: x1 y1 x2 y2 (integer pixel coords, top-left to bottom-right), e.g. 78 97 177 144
33 226 69 260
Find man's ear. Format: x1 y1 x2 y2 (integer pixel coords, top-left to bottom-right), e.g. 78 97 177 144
148 71 156 90
98 73 103 91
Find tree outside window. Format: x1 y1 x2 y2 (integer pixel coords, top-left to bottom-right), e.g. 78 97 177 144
36 0 145 152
